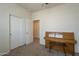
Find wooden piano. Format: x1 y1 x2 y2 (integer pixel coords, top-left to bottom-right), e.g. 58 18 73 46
44 32 76 55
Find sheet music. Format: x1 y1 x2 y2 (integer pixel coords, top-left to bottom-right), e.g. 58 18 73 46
49 33 55 37
55 33 63 38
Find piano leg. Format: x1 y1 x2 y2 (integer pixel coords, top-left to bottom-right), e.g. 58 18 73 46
49 42 51 52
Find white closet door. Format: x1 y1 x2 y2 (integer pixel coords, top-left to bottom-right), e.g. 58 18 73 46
10 15 26 49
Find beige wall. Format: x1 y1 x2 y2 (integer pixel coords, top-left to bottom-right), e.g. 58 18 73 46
32 4 79 53
0 4 33 55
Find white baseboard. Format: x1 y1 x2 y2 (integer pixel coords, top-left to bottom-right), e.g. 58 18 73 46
75 51 79 53
26 39 33 44
0 51 9 56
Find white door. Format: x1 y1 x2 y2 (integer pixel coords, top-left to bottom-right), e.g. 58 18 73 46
10 15 26 49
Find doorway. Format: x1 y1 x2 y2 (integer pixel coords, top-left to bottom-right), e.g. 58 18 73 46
33 20 40 44
10 15 26 50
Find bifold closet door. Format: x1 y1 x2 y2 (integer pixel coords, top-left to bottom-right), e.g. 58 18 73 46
10 15 26 49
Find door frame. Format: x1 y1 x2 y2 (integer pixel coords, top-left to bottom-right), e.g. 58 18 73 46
9 14 26 51
33 20 40 40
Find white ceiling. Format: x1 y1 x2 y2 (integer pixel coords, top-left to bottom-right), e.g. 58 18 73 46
18 3 63 12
